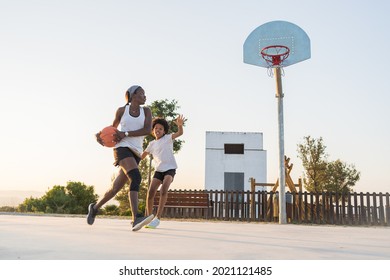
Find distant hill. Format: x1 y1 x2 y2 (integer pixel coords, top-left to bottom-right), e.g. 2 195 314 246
0 190 44 207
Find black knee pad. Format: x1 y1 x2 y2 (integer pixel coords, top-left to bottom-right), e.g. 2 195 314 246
127 169 141 192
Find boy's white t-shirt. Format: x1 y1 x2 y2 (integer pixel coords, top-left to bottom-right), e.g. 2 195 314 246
145 134 177 172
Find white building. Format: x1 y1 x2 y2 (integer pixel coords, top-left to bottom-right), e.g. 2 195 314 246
205 131 267 191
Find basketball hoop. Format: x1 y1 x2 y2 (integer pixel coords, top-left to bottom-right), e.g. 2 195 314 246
244 21 311 225
260 45 290 67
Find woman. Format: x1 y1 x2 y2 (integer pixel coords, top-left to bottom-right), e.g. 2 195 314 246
87 85 154 231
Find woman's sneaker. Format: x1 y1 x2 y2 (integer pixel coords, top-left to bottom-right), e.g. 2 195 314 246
145 217 160 229
132 214 154 231
87 203 98 225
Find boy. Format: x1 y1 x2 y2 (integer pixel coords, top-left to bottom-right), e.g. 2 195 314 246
141 115 186 228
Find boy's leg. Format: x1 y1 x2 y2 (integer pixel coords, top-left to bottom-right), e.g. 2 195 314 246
146 178 162 216
156 175 173 219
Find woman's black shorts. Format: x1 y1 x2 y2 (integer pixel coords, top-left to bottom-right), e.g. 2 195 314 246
113 147 141 166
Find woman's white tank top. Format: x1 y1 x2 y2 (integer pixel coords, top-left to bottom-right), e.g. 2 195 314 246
115 104 145 156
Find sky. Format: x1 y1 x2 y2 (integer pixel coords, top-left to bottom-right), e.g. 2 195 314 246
1 0 390 200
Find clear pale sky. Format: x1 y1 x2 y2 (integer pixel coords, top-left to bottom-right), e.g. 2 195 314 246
1 0 389 198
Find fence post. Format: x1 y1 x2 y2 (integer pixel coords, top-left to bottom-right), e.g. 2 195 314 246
218 190 223 220
347 193 353 226
366 192 371 225
335 192 340 225
269 192 274 222
359 192 365 225
386 193 390 226
250 178 256 221
257 191 261 222
262 191 267 222
372 193 378 226
353 192 358 225
298 191 303 223
315 192 320 224
304 191 308 223
378 193 385 226
310 192 314 223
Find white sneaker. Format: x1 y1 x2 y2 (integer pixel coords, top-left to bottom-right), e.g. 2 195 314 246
132 214 154 231
145 217 160 229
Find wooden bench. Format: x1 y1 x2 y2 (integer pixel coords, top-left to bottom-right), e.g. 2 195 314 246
153 191 212 219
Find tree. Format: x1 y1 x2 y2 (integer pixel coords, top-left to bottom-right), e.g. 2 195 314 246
65 181 98 214
18 196 46 213
0 206 17 212
17 181 98 214
297 136 360 193
114 99 186 215
102 204 120 216
297 136 328 192
324 159 360 194
42 185 71 213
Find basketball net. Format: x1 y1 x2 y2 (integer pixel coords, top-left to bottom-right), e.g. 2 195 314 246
267 66 285 77
261 45 290 77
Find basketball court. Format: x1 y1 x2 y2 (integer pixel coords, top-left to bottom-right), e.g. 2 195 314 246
1 213 389 260
2 214 390 280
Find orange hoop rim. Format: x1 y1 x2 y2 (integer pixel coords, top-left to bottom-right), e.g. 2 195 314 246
260 45 290 67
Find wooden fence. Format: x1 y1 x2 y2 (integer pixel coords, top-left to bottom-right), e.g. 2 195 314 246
159 190 390 226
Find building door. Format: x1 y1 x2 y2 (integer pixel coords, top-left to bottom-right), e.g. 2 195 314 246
224 172 244 191
224 172 244 203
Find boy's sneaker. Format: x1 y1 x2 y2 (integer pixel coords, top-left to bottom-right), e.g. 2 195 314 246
145 217 160 229
87 203 98 225
132 214 154 231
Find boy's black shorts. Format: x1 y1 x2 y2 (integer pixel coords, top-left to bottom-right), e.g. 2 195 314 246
153 169 176 181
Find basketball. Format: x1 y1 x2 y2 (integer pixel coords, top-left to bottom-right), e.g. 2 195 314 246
99 126 118 147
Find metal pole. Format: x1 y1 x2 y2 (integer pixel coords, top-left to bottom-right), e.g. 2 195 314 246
274 67 287 224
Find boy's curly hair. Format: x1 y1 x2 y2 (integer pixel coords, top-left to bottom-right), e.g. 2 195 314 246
152 117 169 134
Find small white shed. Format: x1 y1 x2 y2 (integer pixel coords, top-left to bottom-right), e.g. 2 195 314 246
205 131 267 191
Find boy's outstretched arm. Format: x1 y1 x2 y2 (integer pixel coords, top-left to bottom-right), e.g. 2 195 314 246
172 114 186 139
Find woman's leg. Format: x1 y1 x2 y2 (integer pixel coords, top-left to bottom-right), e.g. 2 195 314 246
95 169 128 210
118 156 140 223
87 169 128 225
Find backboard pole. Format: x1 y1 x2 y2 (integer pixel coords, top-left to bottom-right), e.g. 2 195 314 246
274 67 287 224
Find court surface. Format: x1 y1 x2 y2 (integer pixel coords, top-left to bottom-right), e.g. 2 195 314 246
1 213 389 260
